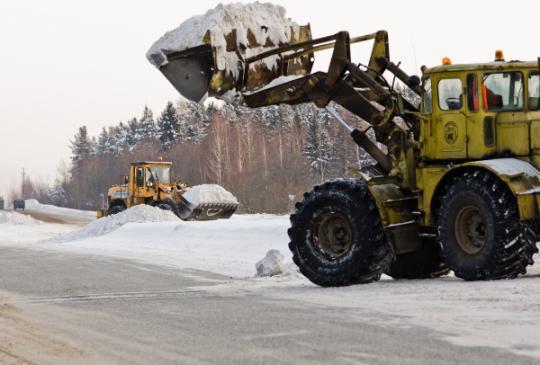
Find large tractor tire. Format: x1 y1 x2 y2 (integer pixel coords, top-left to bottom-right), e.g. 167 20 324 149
386 237 449 279
107 204 126 215
437 170 538 280
288 179 394 287
151 200 179 217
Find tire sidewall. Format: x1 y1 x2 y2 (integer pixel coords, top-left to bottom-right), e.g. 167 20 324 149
289 180 389 285
441 189 496 271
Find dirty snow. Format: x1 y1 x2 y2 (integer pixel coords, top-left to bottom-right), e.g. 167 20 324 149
183 184 238 205
147 2 300 78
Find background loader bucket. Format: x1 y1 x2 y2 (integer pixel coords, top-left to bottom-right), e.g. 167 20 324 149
158 45 215 102
177 197 238 221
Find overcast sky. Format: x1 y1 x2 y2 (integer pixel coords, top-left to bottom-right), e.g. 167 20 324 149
1 0 539 198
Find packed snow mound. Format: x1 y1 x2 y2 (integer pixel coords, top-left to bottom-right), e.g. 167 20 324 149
183 184 239 205
0 211 40 225
146 2 300 74
47 205 179 243
25 199 96 222
256 249 285 277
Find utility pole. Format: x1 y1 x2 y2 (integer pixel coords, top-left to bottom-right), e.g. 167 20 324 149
21 168 25 198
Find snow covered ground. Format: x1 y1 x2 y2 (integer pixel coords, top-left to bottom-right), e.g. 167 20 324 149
1 206 540 359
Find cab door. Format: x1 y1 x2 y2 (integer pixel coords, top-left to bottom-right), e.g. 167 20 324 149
427 75 467 160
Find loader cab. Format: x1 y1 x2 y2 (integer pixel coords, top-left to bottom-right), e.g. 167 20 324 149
420 59 540 163
129 162 172 203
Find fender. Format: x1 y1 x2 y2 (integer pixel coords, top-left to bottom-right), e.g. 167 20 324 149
431 158 540 223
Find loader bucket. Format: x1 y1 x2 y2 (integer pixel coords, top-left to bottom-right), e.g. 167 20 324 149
149 22 314 102
156 44 215 103
176 197 238 221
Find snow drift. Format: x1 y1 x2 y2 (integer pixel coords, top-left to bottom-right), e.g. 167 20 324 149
25 199 96 223
47 205 179 243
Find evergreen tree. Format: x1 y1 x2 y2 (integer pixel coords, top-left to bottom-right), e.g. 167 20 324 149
157 102 179 148
95 127 109 156
125 118 139 150
303 118 333 182
137 106 157 142
70 126 93 162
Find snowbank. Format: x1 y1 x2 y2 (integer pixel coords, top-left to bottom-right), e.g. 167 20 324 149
0 211 40 225
47 205 179 243
183 184 238 205
25 199 96 223
40 214 291 278
146 2 300 77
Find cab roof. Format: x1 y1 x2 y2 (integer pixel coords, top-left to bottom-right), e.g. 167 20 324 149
131 161 172 166
425 60 539 75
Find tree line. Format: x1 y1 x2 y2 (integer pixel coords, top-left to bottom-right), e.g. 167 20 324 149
20 98 371 213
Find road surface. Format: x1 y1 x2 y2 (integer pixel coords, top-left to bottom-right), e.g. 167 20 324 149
0 247 537 365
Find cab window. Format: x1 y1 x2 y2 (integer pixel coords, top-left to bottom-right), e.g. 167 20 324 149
438 78 462 111
466 74 479 112
422 77 432 114
529 72 539 110
482 72 523 111
136 168 144 187
146 168 156 187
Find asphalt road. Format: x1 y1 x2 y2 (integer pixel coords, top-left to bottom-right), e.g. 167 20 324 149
0 247 537 365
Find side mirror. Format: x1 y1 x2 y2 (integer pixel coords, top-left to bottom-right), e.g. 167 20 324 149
123 175 129 184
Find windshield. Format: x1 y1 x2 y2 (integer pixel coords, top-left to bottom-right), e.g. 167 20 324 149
146 166 171 186
482 72 523 111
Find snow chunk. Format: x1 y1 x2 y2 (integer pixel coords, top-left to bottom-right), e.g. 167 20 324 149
47 205 178 243
0 211 40 225
146 2 300 77
256 249 285 277
183 184 238 205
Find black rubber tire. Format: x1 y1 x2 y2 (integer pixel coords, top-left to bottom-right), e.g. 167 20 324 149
151 200 178 214
107 204 126 215
437 170 538 280
288 179 394 287
386 237 449 279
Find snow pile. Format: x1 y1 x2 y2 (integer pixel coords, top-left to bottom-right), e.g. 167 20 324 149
47 205 179 243
183 184 238 205
256 249 285 277
147 2 300 77
0 211 40 225
25 199 96 223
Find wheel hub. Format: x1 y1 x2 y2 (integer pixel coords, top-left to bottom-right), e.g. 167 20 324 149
454 205 487 254
313 212 353 259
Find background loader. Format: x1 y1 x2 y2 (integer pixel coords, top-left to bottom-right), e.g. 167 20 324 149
149 8 540 286
98 161 238 221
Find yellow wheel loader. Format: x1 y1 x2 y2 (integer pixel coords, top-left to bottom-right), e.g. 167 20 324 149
149 13 540 286
97 161 238 221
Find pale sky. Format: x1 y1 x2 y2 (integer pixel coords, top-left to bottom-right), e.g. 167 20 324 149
1 0 539 198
